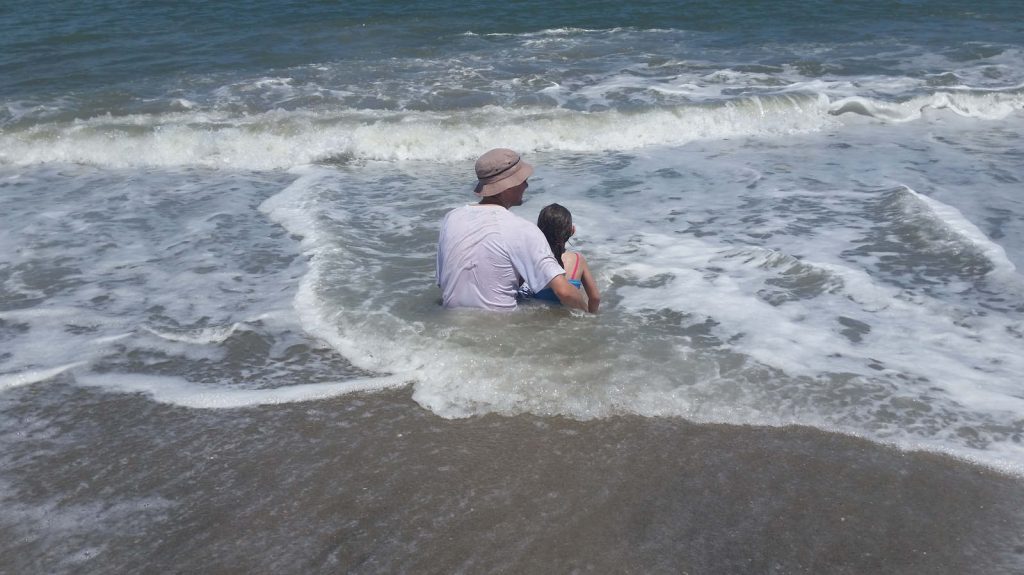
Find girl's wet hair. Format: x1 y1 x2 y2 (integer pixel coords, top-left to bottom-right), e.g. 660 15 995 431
537 203 573 269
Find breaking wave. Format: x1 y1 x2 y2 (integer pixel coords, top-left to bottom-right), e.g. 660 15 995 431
1 88 1020 170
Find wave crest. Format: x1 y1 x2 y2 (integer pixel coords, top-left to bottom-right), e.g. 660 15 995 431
1 94 830 169
829 88 1024 122
2 88 1020 169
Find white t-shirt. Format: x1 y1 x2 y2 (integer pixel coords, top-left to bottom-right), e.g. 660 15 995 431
437 205 564 310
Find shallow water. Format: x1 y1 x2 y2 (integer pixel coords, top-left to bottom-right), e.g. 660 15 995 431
3 387 1024 574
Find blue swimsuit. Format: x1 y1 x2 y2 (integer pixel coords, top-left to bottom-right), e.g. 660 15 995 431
531 254 582 302
533 279 582 301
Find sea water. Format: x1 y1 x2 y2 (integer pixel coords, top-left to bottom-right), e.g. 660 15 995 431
2 1 1024 572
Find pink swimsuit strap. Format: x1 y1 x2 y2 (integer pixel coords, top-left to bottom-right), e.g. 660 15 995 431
569 253 580 280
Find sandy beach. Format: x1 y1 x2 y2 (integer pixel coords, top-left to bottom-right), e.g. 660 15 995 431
3 384 1022 573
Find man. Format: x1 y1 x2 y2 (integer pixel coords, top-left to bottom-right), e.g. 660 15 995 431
437 148 588 312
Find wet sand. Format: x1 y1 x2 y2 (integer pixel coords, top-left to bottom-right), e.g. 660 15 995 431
1 383 1023 574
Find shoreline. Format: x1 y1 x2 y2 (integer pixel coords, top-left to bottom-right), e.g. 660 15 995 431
2 384 1022 573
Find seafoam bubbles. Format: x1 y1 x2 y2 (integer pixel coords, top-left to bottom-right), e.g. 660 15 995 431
877 186 1017 276
599 229 1024 475
611 233 867 375
0 96 836 169
5 117 1013 469
833 185 1024 321
0 362 87 392
203 136 1024 470
614 228 1022 394
255 164 801 419
259 165 447 373
526 148 1024 469
74 373 409 409
141 323 243 346
829 88 1024 122
0 164 373 406
0 305 138 387
906 187 1018 277
3 89 1016 173
259 165 683 419
0 110 349 170
567 144 1024 416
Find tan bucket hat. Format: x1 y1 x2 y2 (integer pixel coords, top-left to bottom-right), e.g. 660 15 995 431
474 148 534 196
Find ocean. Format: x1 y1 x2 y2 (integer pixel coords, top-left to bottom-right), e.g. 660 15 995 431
2 1 1024 572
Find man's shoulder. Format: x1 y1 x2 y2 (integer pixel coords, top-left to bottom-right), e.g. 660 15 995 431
443 204 472 218
501 212 550 252
440 204 476 226
497 209 537 229
460 206 535 231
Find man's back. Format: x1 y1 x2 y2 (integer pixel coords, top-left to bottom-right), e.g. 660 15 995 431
437 205 561 311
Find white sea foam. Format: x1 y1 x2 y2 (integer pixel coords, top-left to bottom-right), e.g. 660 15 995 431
472 27 663 38
249 145 1024 472
3 71 1023 475
901 187 1018 277
613 231 1024 412
0 362 86 391
75 373 410 409
4 88 1019 169
259 167 433 375
0 307 136 380
142 323 242 345
830 89 1024 122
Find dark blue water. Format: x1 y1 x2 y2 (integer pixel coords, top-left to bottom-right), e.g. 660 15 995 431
3 0 1022 101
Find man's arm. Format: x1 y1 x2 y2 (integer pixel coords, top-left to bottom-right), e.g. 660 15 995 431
548 275 588 312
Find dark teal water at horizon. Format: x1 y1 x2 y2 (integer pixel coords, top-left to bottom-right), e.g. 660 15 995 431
2 0 1022 104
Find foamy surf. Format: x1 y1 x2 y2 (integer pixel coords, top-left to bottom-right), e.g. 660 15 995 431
74 373 410 409
0 362 86 391
142 324 244 345
248 157 1024 475
0 98 830 168
900 186 1018 277
2 88 1020 169
829 89 1024 122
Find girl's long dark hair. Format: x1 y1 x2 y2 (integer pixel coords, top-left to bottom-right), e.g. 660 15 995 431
537 203 573 269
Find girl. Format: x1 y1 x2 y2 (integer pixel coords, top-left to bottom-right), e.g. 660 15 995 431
533 203 601 313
